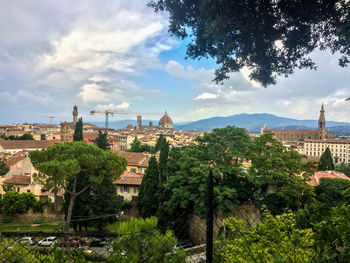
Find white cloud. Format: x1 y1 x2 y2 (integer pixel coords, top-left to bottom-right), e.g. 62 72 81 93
195 93 218 100
96 102 130 111
78 83 109 103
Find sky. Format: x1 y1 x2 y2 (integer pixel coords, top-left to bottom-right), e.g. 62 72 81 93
1 0 350 125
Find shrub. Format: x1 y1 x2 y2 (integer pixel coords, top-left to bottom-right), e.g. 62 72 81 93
1 191 42 215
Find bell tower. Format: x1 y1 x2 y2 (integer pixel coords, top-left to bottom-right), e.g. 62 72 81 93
73 105 78 124
318 103 326 139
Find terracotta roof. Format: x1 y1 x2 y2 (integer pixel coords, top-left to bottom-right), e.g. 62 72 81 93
307 171 350 186
266 129 318 134
3 175 31 185
114 171 143 185
159 111 173 126
114 150 151 167
0 139 60 149
4 155 26 166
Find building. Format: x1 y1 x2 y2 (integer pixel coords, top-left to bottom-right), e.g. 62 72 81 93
307 171 350 186
114 171 143 200
304 139 350 164
114 150 152 174
136 111 174 132
0 139 60 155
261 104 333 142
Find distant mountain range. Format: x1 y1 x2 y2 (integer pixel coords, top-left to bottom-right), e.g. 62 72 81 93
93 113 350 136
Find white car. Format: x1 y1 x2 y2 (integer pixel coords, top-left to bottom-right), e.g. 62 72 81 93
17 237 36 246
38 237 57 247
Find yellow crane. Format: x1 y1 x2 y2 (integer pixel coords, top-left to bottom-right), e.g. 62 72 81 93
90 109 160 131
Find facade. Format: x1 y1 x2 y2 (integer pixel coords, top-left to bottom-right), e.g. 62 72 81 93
304 139 350 164
114 171 142 200
261 104 333 142
114 150 152 174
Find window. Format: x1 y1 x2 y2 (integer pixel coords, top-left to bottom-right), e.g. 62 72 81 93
121 185 130 193
134 186 139 193
27 190 30 193
17 187 20 192
130 168 136 173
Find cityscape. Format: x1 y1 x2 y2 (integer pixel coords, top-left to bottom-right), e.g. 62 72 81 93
1 1 350 262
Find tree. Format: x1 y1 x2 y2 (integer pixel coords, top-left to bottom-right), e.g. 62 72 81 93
138 156 160 218
2 184 15 193
149 1 350 87
95 130 109 150
335 162 350 178
0 160 9 176
315 178 350 209
29 142 127 234
0 191 41 215
73 118 83 141
217 211 315 262
319 147 335 171
129 137 142 152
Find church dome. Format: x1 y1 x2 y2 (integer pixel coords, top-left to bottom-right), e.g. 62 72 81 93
159 111 173 128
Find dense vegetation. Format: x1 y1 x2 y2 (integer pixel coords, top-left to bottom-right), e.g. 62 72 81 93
0 133 34 140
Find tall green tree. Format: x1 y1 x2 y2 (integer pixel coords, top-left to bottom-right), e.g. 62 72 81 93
95 130 109 150
0 160 9 176
129 137 142 152
29 142 127 234
335 162 350 178
73 118 83 141
319 147 335 171
138 156 160 218
149 0 350 86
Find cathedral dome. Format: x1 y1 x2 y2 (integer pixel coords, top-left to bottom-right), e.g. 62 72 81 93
159 111 173 128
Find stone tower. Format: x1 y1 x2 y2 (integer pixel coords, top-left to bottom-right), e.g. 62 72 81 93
318 103 326 140
137 115 142 130
60 122 71 142
73 105 78 124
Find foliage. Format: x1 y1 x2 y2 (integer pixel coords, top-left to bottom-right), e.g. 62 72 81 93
109 217 185 262
319 147 335 171
149 0 350 87
315 178 350 209
164 126 251 217
73 118 83 141
1 133 34 140
95 130 109 150
0 159 10 176
129 137 142 152
139 156 160 218
2 183 15 192
0 191 42 215
335 162 350 177
29 142 127 233
217 211 315 262
314 188 350 262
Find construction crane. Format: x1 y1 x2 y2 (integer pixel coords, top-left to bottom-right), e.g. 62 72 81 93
42 116 55 124
90 109 160 131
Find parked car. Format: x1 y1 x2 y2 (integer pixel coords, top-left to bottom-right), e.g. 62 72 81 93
173 239 194 250
60 238 84 247
38 237 57 247
17 237 36 246
89 238 107 247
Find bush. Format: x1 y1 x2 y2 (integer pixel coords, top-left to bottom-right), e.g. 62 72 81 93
33 219 44 224
315 178 350 208
1 191 42 215
2 218 12 223
217 211 315 262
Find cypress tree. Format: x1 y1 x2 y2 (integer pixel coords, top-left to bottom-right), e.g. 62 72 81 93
138 156 159 218
95 130 109 150
319 147 335 171
73 118 83 141
129 137 142 152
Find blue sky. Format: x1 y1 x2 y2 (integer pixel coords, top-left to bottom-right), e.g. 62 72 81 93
1 0 350 125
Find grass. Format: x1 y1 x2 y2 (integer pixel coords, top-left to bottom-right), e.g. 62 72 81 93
0 222 61 232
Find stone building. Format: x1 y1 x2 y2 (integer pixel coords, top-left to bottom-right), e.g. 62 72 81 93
261 104 333 142
136 111 174 132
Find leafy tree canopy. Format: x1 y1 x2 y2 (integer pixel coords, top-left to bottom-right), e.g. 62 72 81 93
319 147 335 171
335 162 350 177
149 0 350 86
0 160 10 176
0 191 41 215
129 137 142 152
95 130 109 150
315 178 350 208
1 134 34 140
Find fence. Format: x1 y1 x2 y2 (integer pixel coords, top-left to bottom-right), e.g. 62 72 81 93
0 170 342 262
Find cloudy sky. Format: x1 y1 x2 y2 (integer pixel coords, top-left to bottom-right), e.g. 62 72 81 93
1 0 350 125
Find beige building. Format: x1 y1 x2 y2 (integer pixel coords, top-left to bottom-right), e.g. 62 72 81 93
0 139 59 155
304 139 350 164
114 150 151 174
114 171 142 200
